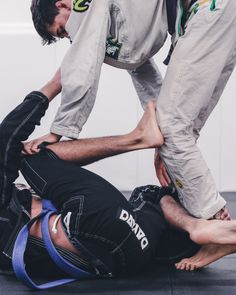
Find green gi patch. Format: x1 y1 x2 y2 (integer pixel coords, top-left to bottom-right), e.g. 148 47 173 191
73 0 93 12
106 38 122 60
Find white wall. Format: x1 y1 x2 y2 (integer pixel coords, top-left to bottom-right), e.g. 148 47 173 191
0 1 235 192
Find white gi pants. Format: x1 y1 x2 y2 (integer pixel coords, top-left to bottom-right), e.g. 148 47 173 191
157 0 236 218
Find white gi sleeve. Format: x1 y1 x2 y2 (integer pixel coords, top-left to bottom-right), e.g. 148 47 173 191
128 59 163 109
50 2 108 139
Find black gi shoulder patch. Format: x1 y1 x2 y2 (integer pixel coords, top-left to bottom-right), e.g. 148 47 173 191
73 0 93 13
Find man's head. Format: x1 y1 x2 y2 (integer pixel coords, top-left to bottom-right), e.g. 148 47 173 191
31 0 71 45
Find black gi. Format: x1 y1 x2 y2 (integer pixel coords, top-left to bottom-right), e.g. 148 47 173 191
0 92 199 278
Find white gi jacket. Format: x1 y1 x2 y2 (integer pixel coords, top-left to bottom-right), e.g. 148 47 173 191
51 0 168 138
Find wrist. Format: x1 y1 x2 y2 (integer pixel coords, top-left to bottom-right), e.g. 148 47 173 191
40 80 61 102
51 132 62 140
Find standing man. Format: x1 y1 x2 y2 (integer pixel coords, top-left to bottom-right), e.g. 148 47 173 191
155 0 236 219
27 0 235 220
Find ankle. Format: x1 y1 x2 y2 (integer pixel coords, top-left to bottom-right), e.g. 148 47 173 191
189 219 210 244
128 129 148 149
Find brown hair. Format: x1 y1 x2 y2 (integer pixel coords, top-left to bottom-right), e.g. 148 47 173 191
31 0 59 45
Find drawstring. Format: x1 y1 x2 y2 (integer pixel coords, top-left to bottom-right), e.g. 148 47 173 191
63 211 72 237
51 214 62 234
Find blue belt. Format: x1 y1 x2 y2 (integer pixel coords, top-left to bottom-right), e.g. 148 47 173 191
12 200 94 290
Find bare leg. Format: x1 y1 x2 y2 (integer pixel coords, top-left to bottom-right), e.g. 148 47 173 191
160 196 236 245
159 195 198 233
47 101 164 165
175 244 236 271
160 196 236 270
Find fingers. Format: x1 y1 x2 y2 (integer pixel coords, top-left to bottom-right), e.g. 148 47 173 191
220 207 231 221
162 165 171 185
213 207 231 221
21 133 60 156
158 168 169 186
155 156 171 186
22 141 41 155
155 162 166 186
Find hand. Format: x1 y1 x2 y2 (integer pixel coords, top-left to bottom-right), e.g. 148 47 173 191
22 133 61 155
212 206 231 221
154 149 171 186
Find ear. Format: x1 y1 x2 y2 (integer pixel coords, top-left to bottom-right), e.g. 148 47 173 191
55 0 71 10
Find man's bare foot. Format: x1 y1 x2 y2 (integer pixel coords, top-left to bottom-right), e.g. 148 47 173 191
175 244 236 271
211 206 231 221
132 101 164 148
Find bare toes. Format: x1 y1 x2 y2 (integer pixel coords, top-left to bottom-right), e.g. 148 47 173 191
191 264 197 271
180 262 187 270
175 263 181 269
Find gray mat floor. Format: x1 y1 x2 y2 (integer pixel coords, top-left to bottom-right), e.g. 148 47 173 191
0 192 236 295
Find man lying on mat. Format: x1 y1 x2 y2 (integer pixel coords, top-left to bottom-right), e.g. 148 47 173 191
0 70 235 288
